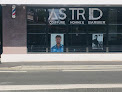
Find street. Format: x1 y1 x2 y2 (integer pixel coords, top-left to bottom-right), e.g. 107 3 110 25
0 61 122 92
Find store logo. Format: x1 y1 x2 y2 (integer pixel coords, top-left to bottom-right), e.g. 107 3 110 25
89 8 103 20
69 8 103 20
48 8 105 25
48 8 66 20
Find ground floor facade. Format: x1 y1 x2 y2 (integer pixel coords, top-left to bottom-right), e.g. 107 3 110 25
1 5 122 62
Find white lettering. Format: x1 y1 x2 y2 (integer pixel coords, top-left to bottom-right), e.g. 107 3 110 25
59 8 66 20
69 8 77 20
48 8 58 20
77 8 86 20
89 8 103 20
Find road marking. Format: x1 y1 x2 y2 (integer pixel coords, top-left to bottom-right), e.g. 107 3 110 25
0 71 27 73
0 82 13 85
62 69 122 72
1 65 122 71
1 65 122 70
1 84 122 90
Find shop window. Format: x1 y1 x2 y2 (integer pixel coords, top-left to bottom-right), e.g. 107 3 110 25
68 25 86 33
68 34 87 52
27 7 122 53
117 8 122 24
109 25 122 33
27 8 46 24
108 8 117 24
108 8 122 24
27 25 47 52
27 25 46 33
88 25 106 33
48 8 67 25
27 34 47 52
48 25 67 33
108 34 122 52
88 26 107 52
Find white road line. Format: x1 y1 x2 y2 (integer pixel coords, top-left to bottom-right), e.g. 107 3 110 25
1 69 122 72
1 84 122 90
1 65 122 70
0 71 27 73
62 69 122 71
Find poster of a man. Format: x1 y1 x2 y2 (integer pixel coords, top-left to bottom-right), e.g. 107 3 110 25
92 34 103 49
51 34 64 52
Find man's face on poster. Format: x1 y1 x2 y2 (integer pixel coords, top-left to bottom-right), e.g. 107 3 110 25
94 35 98 39
56 36 61 44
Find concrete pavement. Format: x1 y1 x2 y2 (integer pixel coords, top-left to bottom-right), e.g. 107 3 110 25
1 61 122 71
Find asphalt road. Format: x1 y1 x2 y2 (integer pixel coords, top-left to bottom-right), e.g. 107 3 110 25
2 88 122 92
1 61 122 92
0 71 122 85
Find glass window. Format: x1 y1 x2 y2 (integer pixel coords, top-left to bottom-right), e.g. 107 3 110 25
117 8 122 24
68 25 87 52
109 25 122 33
108 34 122 52
68 34 87 52
88 25 107 52
27 25 46 33
88 25 106 33
108 8 122 24
27 8 46 24
108 8 117 24
48 25 67 33
27 34 47 52
27 7 122 53
48 8 66 25
68 25 86 33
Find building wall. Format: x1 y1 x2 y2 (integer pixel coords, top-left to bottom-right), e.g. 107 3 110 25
0 5 2 54
2 5 27 54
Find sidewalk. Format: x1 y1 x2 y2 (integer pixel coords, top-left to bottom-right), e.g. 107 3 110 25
1 61 122 71
1 61 122 67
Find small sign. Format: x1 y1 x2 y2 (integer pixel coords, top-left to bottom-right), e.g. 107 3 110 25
92 34 103 50
51 34 64 52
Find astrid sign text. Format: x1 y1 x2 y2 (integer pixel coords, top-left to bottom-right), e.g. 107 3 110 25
48 8 105 25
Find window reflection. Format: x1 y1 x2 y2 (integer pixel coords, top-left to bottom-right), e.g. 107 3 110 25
48 8 66 25
27 8 46 24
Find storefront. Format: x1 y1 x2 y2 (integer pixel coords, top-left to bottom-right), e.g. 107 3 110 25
27 6 122 53
2 5 122 62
